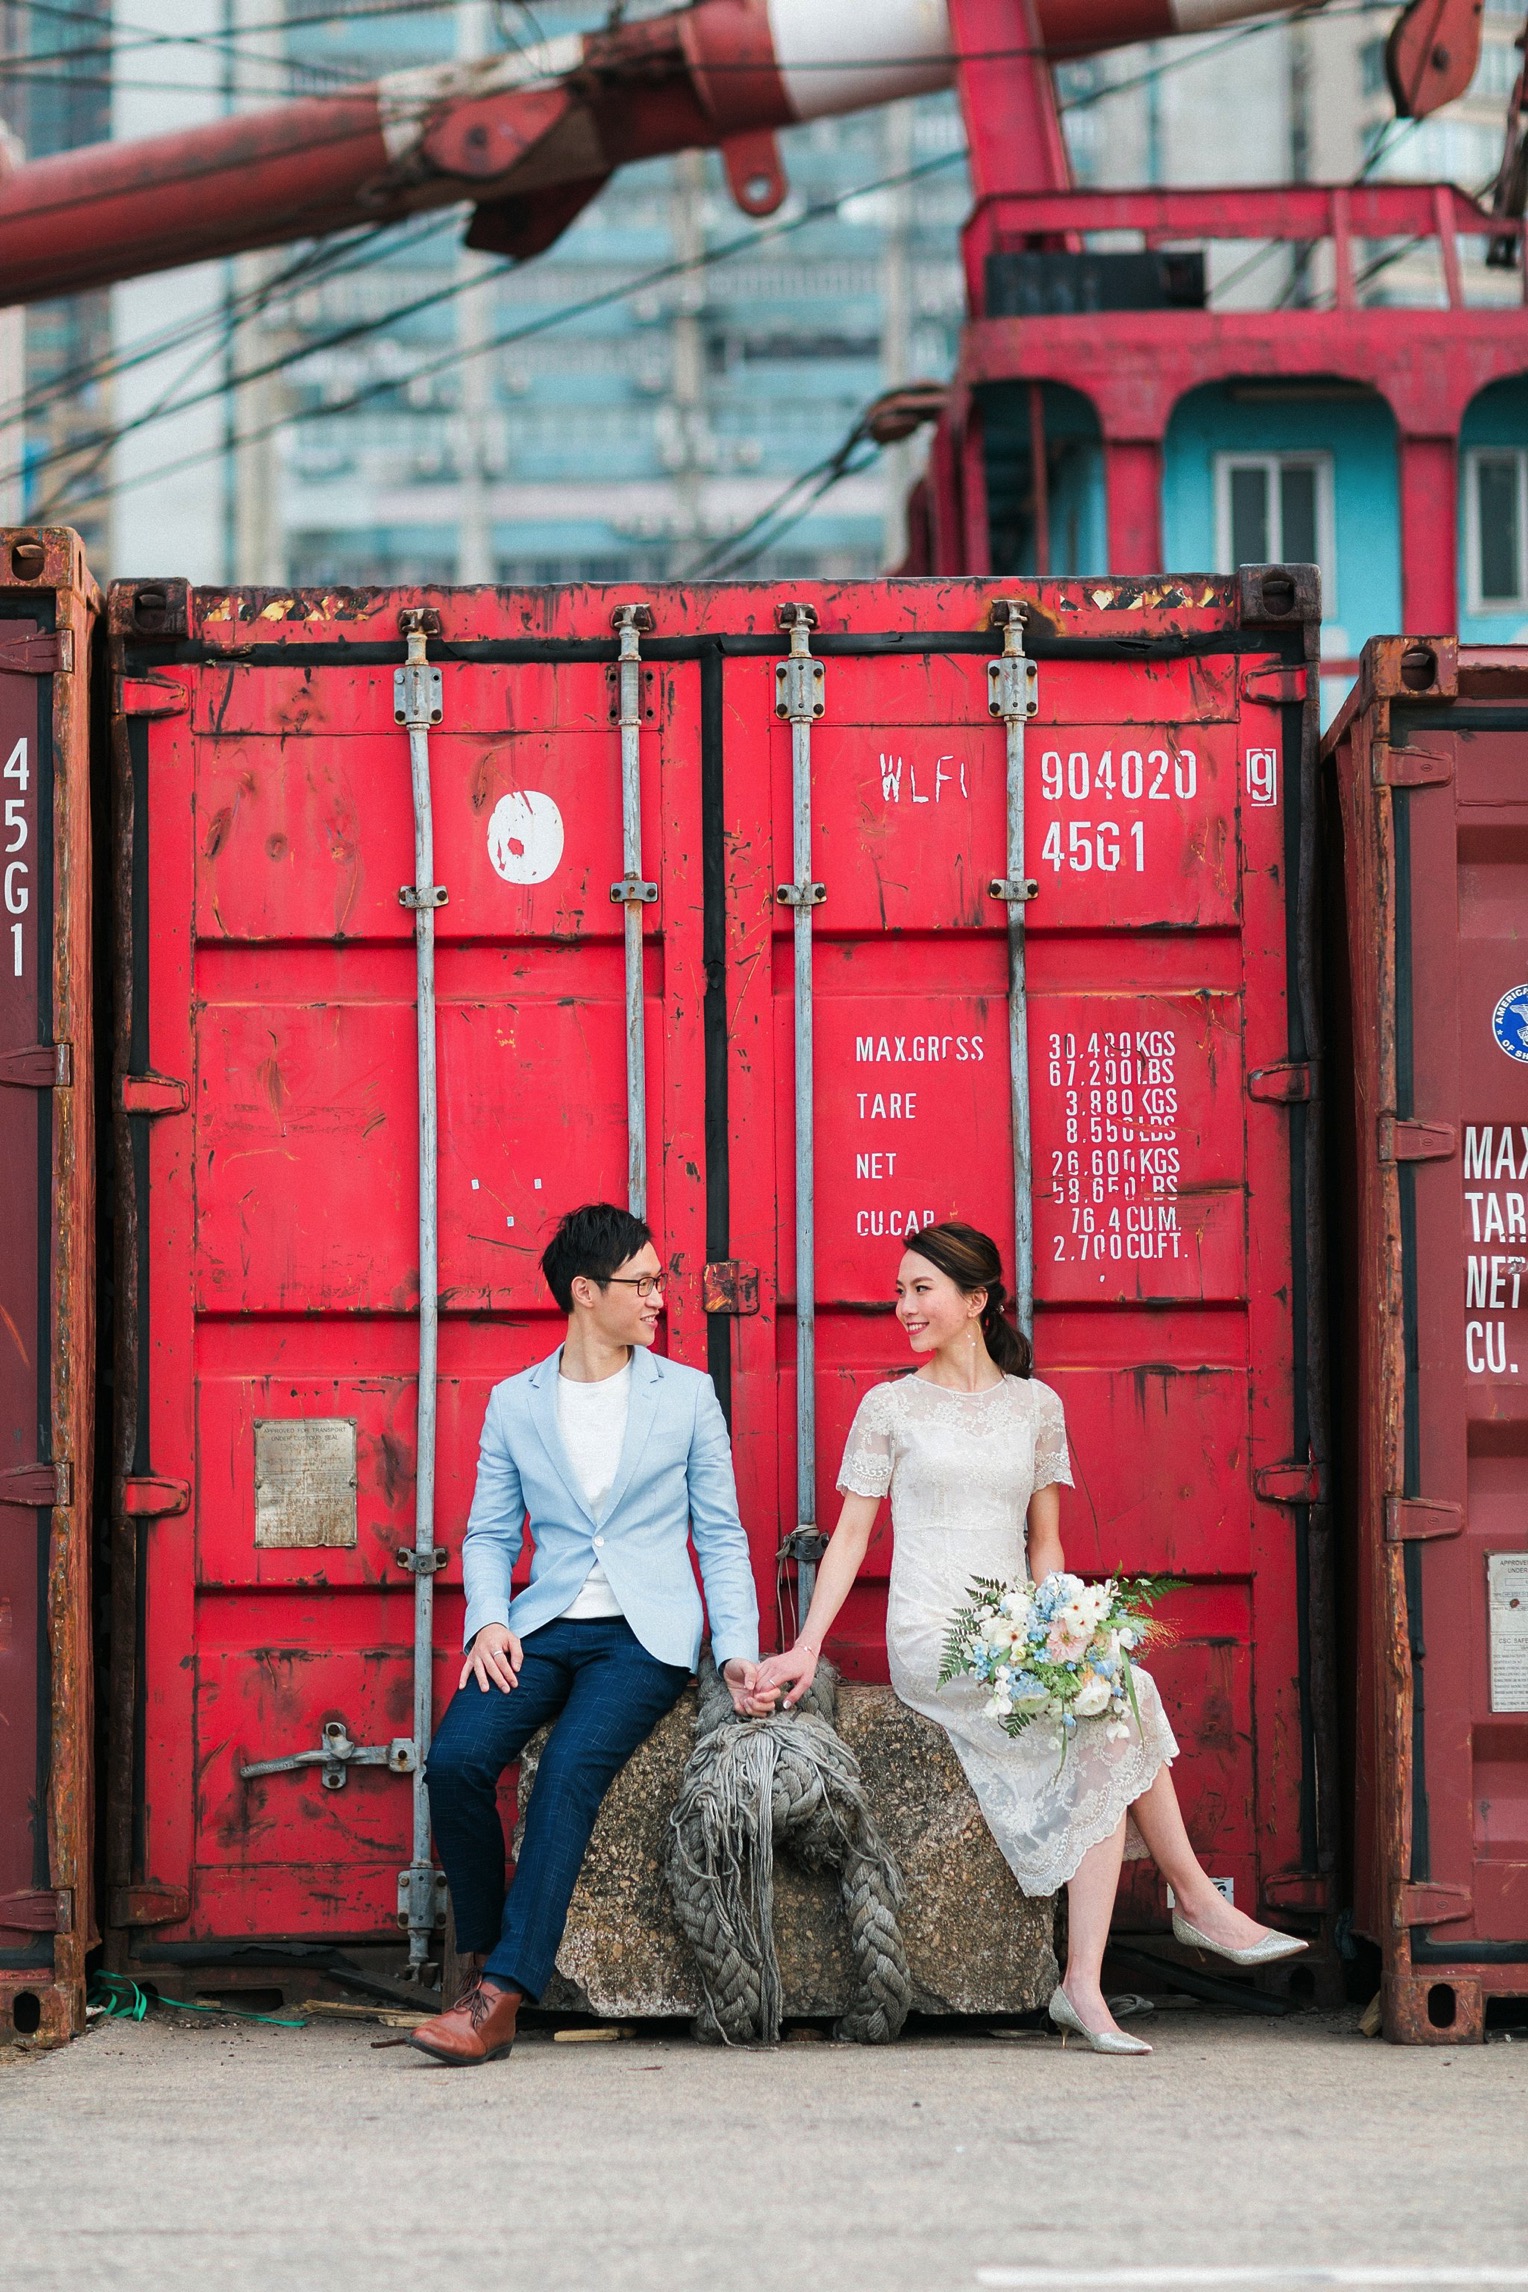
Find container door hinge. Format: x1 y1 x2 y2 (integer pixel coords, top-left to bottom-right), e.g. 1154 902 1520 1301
0 1887 72 1933
1374 743 1452 789
0 1460 71 1506
1247 1061 1313 1104
1379 1116 1456 1162
1261 1873 1331 1912
703 1260 760 1315
0 1042 71 1087
1399 1882 1473 1929
1385 1497 1465 1542
0 630 70 675
121 1475 191 1519
1254 1460 1324 1504
110 1884 191 1928
121 1071 188 1116
119 675 189 718
396 1865 448 1934
1239 663 1308 705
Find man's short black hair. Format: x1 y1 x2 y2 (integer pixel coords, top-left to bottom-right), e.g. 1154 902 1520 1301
541 1202 654 1313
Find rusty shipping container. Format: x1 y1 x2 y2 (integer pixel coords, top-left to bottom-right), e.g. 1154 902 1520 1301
104 572 1329 1998
1327 638 1528 2043
0 530 99 2042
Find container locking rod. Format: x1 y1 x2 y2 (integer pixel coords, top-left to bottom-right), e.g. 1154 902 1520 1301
988 602 1039 1339
394 606 445 1982
612 603 656 1219
775 602 825 1583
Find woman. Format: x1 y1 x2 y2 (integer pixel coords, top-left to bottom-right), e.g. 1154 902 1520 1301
754 1220 1306 2055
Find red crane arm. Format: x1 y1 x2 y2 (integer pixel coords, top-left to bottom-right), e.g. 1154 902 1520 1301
0 0 1481 305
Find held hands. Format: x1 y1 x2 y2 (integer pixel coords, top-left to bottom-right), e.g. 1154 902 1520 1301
723 1658 780 1718
461 1623 524 1693
752 1641 819 1709
460 1634 784 1716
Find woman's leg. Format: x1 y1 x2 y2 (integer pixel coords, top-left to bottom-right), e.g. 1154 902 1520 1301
1061 1816 1130 2035
1127 1763 1286 1948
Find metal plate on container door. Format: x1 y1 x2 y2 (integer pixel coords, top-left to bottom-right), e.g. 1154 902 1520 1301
253 1419 358 1548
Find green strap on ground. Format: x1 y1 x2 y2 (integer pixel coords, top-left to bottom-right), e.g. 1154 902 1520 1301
88 1969 307 2028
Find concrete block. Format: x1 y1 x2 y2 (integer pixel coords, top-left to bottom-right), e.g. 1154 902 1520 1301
516 1684 1058 2021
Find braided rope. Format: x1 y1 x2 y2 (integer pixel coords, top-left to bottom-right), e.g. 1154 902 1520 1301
665 1653 912 2045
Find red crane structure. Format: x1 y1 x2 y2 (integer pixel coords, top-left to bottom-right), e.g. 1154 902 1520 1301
0 0 1509 644
905 0 1526 656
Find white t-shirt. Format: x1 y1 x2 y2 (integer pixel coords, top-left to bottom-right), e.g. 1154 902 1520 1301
555 1358 630 1620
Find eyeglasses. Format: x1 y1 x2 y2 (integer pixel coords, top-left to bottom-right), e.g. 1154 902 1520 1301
604 1274 667 1298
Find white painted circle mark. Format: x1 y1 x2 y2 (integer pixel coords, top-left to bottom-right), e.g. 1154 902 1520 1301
487 790 564 886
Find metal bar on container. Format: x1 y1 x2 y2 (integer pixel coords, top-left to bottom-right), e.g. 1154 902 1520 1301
394 608 446 1982
610 603 656 1219
774 603 826 1591
986 601 1039 1335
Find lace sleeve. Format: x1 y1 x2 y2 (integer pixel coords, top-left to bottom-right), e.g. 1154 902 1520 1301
1031 1381 1074 1492
836 1385 895 1499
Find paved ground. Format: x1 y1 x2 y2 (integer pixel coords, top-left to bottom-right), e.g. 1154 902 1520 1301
3 2005 1526 2292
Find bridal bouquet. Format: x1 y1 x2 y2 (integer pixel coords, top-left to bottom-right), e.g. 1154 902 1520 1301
939 1570 1176 1752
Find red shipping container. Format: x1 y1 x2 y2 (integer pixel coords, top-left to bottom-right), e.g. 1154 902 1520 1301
104 572 1329 1997
0 529 98 2043
1326 638 1528 2043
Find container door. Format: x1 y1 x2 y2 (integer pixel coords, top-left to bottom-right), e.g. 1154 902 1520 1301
727 598 1318 1929
1389 696 1528 1970
0 600 54 1986
112 601 708 1970
0 533 95 2045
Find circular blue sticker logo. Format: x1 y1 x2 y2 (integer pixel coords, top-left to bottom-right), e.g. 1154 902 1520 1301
1493 986 1528 1063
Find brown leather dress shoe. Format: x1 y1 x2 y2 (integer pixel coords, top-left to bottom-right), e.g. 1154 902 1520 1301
406 1974 522 2066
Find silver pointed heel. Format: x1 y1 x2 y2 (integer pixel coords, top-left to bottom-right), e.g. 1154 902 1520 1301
1171 1909 1309 1966
1047 1986 1153 2055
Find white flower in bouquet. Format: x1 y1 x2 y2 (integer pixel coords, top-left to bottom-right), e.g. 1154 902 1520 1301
1073 1670 1113 1718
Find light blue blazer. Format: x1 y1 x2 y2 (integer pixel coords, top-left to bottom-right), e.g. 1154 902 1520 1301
459 1345 760 1674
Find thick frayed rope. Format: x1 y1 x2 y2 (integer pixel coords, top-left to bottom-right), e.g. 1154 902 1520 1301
665 1652 912 2046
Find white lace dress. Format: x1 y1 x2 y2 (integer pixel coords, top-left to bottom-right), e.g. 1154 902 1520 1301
838 1373 1178 1898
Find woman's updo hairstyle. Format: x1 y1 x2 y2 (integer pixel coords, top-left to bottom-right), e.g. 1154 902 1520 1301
902 1220 1032 1378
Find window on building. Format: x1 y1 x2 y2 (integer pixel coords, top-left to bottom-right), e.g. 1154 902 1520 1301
1466 449 1528 610
1215 453 1336 605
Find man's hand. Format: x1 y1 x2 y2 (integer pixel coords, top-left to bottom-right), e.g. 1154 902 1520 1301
460 1623 523 1694
752 1642 819 1709
722 1657 779 1718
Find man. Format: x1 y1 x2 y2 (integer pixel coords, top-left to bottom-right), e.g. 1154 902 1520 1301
410 1201 767 2065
